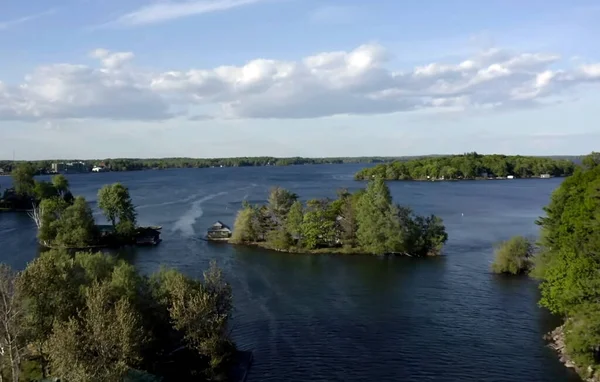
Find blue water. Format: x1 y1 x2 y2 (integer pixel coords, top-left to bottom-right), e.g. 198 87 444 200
0 165 580 381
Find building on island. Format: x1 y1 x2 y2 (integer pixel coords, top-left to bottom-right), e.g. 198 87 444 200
52 161 89 174
207 221 232 241
540 174 551 178
507 175 515 179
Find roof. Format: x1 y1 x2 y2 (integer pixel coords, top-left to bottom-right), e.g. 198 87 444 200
211 221 230 229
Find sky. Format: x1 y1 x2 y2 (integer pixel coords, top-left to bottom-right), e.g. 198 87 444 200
0 0 599 160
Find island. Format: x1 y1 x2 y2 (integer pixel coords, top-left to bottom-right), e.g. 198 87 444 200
227 178 448 256
28 182 161 249
354 152 576 181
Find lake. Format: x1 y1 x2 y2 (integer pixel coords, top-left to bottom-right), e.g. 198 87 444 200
0 164 582 382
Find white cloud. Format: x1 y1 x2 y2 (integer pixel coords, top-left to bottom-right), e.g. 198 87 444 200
0 44 599 121
0 9 55 30
109 0 266 27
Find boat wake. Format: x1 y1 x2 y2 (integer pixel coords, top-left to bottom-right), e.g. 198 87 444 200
172 191 228 237
171 184 258 237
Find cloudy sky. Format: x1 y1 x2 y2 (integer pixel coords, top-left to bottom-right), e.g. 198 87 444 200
1 0 599 159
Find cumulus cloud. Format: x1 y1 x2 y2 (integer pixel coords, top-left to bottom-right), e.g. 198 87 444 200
0 44 599 121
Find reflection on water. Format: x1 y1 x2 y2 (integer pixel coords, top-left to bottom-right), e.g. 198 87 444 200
0 165 582 381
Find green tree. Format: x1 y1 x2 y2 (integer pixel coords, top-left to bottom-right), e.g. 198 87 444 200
0 264 26 382
32 181 57 200
52 197 97 248
301 199 335 249
491 236 534 275
267 187 298 224
285 200 304 240
51 174 69 198
230 203 262 244
11 163 35 196
355 178 395 254
48 282 145 382
98 183 137 235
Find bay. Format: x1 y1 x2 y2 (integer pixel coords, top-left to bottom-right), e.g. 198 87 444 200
0 164 581 381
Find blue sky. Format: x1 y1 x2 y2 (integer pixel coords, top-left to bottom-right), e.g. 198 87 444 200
1 0 599 159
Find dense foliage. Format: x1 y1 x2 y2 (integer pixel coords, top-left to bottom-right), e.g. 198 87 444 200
230 179 448 256
355 152 576 181
34 182 145 248
533 152 600 375
490 236 534 275
0 250 234 382
0 164 73 210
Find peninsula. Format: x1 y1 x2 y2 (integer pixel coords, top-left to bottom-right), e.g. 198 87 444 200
228 178 448 256
354 152 576 181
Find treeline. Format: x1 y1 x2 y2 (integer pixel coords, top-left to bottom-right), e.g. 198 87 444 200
531 152 600 378
230 178 448 256
0 251 234 381
354 152 577 181
0 156 402 173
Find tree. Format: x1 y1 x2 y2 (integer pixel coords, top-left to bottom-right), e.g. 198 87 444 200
52 197 97 248
284 201 303 240
230 203 262 244
11 164 35 196
301 199 335 249
51 175 69 198
98 183 137 233
0 265 26 382
491 236 534 275
48 282 145 382
355 178 395 254
32 181 57 201
267 187 298 225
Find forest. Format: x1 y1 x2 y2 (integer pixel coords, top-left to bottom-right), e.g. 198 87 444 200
230 178 448 256
354 152 577 181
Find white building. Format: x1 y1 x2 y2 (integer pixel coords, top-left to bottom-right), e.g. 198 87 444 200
507 175 515 179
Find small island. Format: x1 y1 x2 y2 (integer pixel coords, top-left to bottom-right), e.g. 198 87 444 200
227 178 448 256
354 152 576 181
28 181 161 249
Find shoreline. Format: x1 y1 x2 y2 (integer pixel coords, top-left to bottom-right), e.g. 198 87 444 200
226 241 436 257
545 325 599 382
354 176 565 182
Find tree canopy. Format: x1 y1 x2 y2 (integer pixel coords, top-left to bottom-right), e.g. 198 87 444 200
231 179 448 256
0 250 234 382
97 183 137 235
532 152 600 375
491 236 534 275
355 153 576 181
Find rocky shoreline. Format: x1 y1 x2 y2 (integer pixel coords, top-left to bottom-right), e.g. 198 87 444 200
545 325 599 382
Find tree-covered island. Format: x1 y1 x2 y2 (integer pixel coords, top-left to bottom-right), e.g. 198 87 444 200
30 182 161 249
354 152 576 181
229 178 448 256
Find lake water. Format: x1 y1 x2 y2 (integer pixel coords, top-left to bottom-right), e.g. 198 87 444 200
0 165 581 382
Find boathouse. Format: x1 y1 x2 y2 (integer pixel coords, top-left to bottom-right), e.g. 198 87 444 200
207 221 232 240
